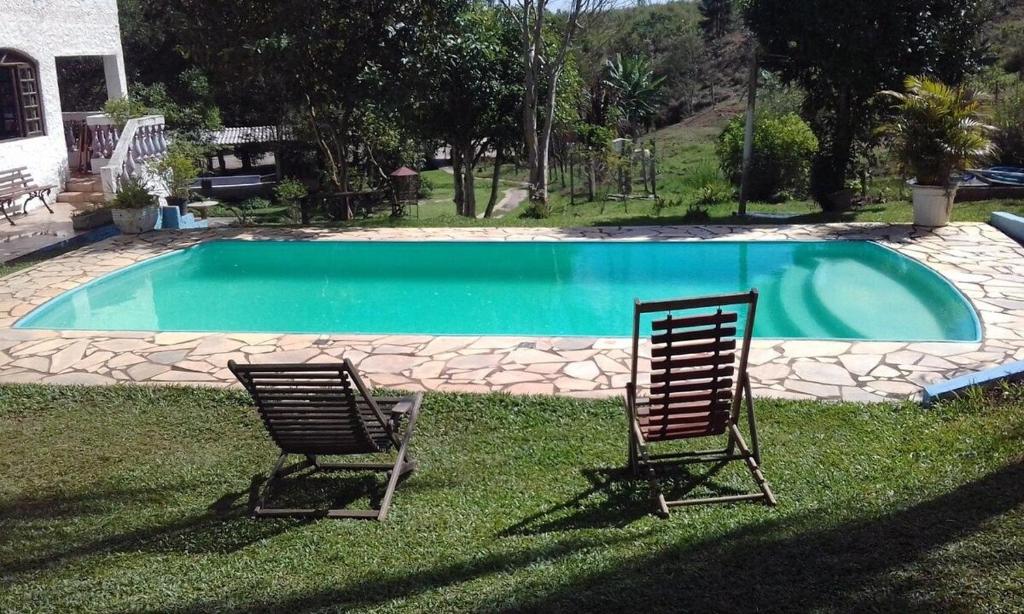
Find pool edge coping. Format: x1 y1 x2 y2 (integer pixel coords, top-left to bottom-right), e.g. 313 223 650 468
0 222 1021 402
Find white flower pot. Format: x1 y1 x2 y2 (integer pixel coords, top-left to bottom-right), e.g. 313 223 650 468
910 183 956 227
112 205 160 234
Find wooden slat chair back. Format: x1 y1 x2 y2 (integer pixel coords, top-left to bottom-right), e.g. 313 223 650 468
626 291 777 515
229 359 420 520
0 166 55 225
231 360 398 455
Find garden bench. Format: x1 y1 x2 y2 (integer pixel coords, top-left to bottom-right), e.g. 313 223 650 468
0 167 54 225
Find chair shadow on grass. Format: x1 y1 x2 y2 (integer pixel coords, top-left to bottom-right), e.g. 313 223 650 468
150 461 1024 613
500 461 749 536
254 458 410 514
0 474 300 576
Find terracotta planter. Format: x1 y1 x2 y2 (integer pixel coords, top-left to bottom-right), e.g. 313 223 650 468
71 208 113 231
112 205 160 234
910 182 956 227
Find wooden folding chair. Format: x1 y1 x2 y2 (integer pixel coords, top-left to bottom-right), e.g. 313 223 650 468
229 359 421 520
625 290 777 516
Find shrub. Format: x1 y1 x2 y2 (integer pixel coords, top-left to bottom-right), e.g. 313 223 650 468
879 76 992 187
148 141 203 200
682 159 733 205
232 197 273 226
103 97 149 127
417 174 434 199
992 83 1024 167
111 175 156 209
274 178 308 223
717 112 819 200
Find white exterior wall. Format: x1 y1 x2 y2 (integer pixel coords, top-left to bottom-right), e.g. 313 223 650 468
0 0 127 209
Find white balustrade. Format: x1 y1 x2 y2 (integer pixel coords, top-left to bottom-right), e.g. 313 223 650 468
99 115 166 198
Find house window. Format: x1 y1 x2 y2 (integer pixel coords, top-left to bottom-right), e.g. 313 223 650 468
0 50 45 142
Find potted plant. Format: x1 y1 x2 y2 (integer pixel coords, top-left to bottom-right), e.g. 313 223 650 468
149 143 202 214
881 76 993 227
110 175 159 234
71 203 114 231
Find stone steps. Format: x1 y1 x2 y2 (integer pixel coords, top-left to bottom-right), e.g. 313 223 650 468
56 191 106 206
65 176 103 192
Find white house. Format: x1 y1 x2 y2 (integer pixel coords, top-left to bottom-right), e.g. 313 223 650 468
0 0 129 212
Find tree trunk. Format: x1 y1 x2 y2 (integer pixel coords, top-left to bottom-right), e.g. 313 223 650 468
485 153 504 218
462 145 477 218
522 30 540 201
451 146 465 216
588 152 596 201
811 87 854 209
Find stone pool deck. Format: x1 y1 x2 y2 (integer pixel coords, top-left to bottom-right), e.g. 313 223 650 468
0 223 1021 402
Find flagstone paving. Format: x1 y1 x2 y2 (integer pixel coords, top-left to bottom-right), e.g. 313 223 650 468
0 223 1022 402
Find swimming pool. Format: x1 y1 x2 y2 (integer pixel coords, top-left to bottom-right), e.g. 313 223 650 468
16 239 981 341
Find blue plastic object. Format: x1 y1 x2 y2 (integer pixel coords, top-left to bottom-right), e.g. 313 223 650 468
991 212 1024 244
922 361 1024 406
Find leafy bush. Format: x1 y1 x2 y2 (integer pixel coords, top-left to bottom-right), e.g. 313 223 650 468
148 141 203 200
417 174 434 199
681 203 712 223
274 179 308 207
879 76 992 187
111 175 156 209
717 112 818 200
274 178 308 223
232 197 273 226
992 83 1024 167
132 74 221 139
521 200 552 219
682 159 733 205
103 97 149 127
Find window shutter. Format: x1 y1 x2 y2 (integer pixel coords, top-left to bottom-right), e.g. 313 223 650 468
16 65 43 137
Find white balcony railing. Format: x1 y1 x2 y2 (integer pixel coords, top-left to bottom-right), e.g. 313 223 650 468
98 115 167 198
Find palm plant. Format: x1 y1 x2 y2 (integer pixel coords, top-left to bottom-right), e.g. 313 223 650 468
880 76 993 188
603 54 667 137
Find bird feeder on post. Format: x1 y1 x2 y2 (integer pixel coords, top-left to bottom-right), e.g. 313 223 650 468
389 166 419 218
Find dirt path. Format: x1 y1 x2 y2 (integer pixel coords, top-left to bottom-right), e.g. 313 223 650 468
482 186 529 219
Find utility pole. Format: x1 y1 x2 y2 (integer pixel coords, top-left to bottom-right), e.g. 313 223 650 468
737 41 758 217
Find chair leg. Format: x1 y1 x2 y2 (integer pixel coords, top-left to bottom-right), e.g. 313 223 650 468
377 403 420 521
253 453 289 515
625 402 639 476
743 376 762 465
729 424 777 506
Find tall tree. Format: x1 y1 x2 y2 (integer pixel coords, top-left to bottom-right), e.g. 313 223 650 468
744 0 989 206
698 0 734 37
497 0 614 205
416 7 522 218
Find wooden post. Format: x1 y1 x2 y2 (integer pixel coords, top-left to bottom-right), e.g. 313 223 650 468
738 45 759 217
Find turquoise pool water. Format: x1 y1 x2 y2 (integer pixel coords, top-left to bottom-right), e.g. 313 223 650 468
16 240 980 341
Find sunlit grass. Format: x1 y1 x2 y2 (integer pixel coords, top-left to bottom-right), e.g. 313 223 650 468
1 383 1022 612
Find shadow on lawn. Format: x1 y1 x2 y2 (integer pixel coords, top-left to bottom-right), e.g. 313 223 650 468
147 461 1024 613
500 461 1024 613
0 474 300 575
501 462 751 536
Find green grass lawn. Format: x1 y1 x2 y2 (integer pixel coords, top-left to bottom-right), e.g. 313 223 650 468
294 122 1024 228
0 259 35 277
1 384 1022 612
